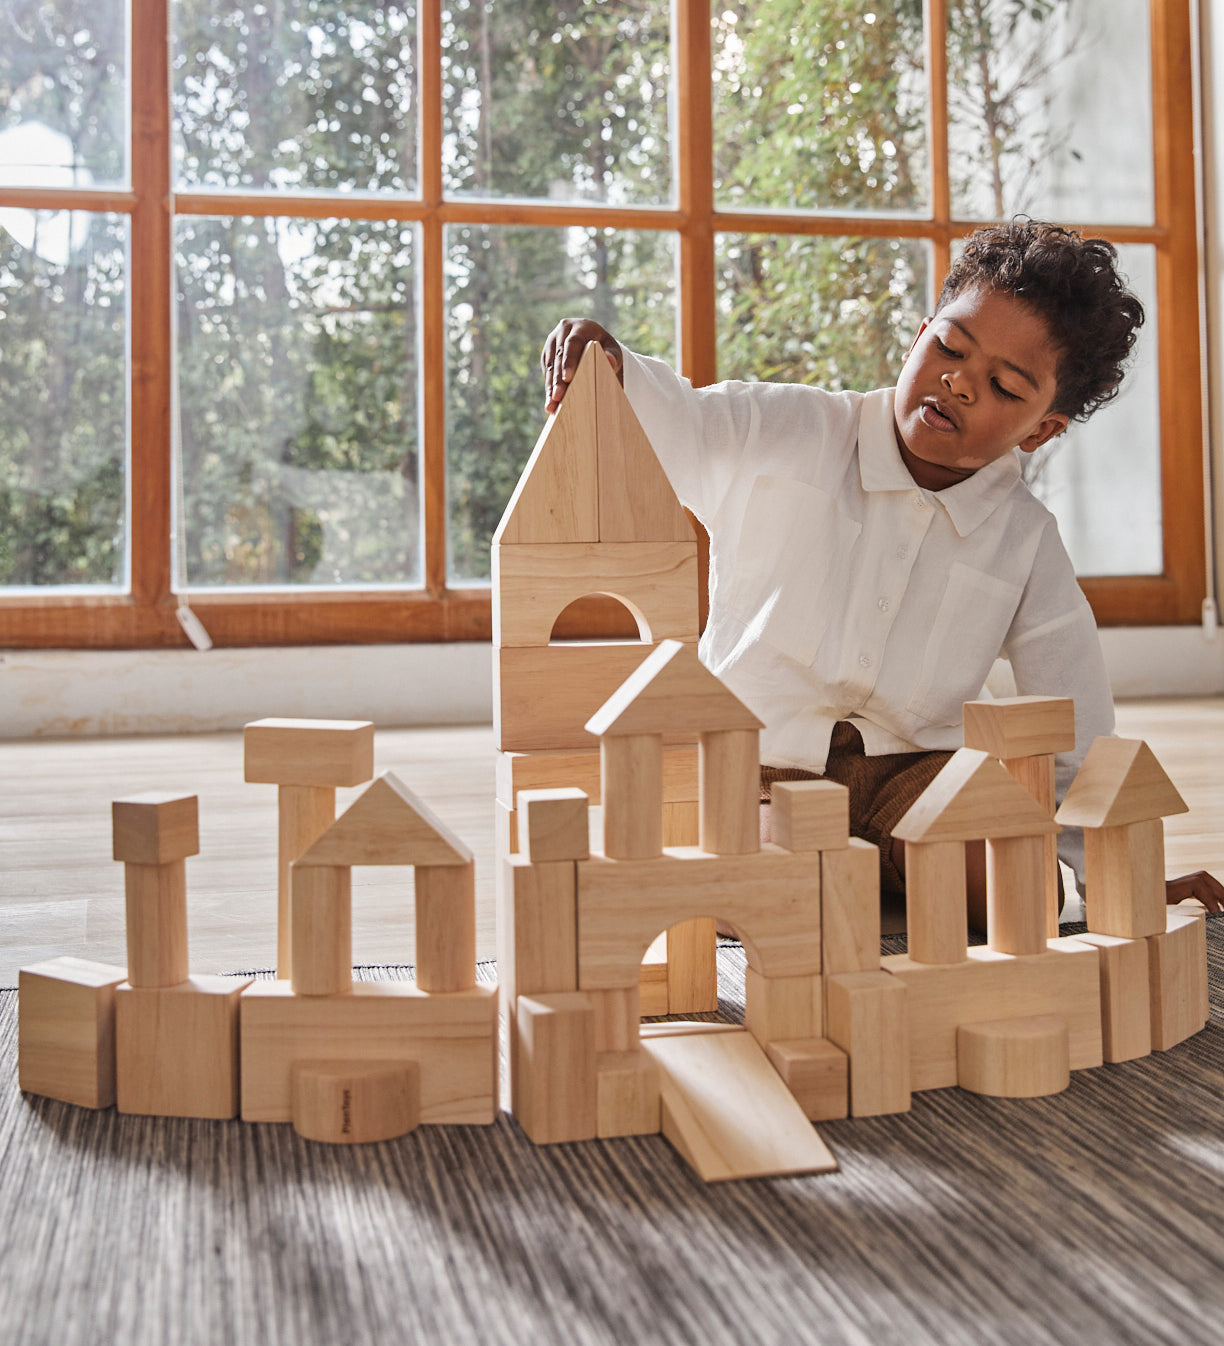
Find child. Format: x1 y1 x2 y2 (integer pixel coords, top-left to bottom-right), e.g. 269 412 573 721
541 219 1223 921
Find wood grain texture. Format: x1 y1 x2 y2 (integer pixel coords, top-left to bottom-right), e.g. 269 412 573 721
698 729 760 856
1083 819 1168 940
961 697 1076 759
290 864 352 997
1056 737 1188 829
957 1015 1070 1099
764 1037 849 1122
112 793 199 864
1075 932 1152 1063
17 957 127 1108
892 749 1061 845
243 720 375 788
515 992 598 1144
770 780 850 853
123 860 190 989
291 1059 421 1144
824 970 911 1117
904 840 967 965
820 838 879 975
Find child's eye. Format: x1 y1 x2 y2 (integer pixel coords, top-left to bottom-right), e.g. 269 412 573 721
934 336 960 357
993 380 1022 402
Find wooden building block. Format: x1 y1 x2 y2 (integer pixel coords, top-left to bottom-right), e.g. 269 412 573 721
638 934 670 1017
770 780 850 853
824 971 911 1117
290 863 352 997
515 992 597 1144
297 772 472 868
642 1028 838 1181
576 847 822 990
414 860 477 993
1148 909 1209 1050
904 840 967 965
957 1014 1070 1098
1076 932 1152 1063
495 744 698 808
1000 754 1060 938
893 749 1061 845
596 1050 661 1138
744 968 822 1046
1083 818 1167 940
517 788 591 862
765 1037 849 1122
123 860 190 989
986 834 1049 956
291 1060 420 1144
880 937 1103 1091
491 340 600 546
495 642 682 752
601 733 663 860
492 541 699 647
961 696 1076 759
666 918 719 1014
112 793 200 865
244 718 375 788
497 857 578 1002
1056 737 1188 830
240 981 498 1125
699 729 760 856
116 974 251 1118
276 784 336 978
18 957 127 1108
821 838 880 974
589 986 640 1053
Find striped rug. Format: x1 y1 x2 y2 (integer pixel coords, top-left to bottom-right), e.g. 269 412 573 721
2 918 1222 1346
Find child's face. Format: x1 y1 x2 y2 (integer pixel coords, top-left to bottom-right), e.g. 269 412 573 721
892 286 1070 491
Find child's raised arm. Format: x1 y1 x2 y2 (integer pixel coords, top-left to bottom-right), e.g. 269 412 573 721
541 318 623 415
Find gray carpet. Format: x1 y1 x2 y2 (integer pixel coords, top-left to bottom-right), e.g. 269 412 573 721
2 919 1223 1346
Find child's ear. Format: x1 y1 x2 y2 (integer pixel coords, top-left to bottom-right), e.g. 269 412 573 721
1019 412 1071 453
905 317 932 359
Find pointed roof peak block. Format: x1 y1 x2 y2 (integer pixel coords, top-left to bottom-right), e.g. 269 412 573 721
893 748 1061 844
1055 737 1188 829
297 771 473 868
585 639 763 738
493 341 692 546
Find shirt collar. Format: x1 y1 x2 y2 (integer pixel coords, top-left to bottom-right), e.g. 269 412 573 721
858 387 1022 537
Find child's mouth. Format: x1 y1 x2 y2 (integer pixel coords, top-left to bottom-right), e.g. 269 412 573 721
920 399 957 432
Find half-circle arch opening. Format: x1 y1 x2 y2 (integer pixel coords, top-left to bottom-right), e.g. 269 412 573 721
549 592 651 644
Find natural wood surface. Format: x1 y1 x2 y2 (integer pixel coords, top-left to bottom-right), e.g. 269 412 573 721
2 699 1222 988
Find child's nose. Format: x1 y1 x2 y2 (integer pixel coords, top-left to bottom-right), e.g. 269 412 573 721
941 369 973 401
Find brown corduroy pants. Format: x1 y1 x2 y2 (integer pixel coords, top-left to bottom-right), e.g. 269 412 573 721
760 721 952 898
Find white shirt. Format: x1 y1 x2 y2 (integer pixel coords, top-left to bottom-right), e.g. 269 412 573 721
622 350 1115 882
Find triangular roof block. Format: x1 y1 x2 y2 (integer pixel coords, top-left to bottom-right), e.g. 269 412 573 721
493 341 692 546
297 771 473 868
585 639 763 738
1055 737 1188 829
893 749 1061 844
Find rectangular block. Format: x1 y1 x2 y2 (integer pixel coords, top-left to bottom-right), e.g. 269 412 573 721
496 744 698 808
638 935 670 1017
1084 819 1167 939
821 838 880 974
244 719 375 788
516 993 597 1144
589 986 640 1053
112 794 200 864
240 981 499 1125
825 971 910 1117
597 1050 661 1138
1148 910 1209 1051
117 974 251 1118
666 917 719 1015
744 968 822 1046
880 937 1103 1091
492 541 699 647
18 957 127 1108
517 788 591 862
770 780 850 853
577 847 822 990
765 1037 849 1122
1076 932 1152 1062
497 857 578 1001
962 696 1076 759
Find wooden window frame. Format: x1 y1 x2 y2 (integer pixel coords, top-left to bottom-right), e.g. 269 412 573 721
0 0 1205 648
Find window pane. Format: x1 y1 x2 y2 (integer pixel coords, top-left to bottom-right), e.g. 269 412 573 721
442 0 672 204
1023 246 1160 577
0 211 128 588
714 1 928 213
948 0 1154 224
175 216 420 588
715 233 930 389
446 224 676 580
0 1 128 190
173 2 418 193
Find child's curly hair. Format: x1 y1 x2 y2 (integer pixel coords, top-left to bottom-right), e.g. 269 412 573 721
937 219 1145 422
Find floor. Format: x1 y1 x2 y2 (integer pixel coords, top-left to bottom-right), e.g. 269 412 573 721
2 698 1222 987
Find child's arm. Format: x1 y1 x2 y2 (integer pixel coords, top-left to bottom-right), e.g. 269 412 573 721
541 319 623 415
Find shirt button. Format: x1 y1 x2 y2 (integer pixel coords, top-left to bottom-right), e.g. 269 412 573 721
897 543 909 559
912 493 927 510
859 653 872 668
877 597 890 612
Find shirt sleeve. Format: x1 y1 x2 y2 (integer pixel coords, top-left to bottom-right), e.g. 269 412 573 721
1002 518 1115 893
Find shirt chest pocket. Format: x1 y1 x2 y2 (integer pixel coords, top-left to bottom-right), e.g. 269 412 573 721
906 562 1023 725
723 475 862 667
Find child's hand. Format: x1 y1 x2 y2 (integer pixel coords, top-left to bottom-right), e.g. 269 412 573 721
541 319 622 415
1166 871 1224 912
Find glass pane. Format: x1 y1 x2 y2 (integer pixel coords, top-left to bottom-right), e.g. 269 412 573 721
1023 246 1160 576
173 2 418 193
442 0 672 204
0 1 128 189
715 233 931 389
714 1 928 213
446 224 676 580
0 211 127 588
175 217 420 588
948 0 1154 224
